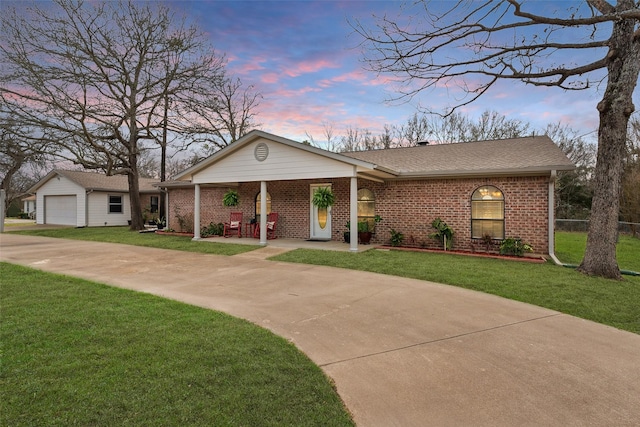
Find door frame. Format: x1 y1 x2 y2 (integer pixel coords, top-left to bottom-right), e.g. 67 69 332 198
309 183 332 240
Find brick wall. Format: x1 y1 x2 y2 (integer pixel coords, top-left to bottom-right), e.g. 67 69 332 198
167 175 549 254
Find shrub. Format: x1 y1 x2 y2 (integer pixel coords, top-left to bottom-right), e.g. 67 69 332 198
390 229 404 247
429 218 454 250
499 237 533 257
201 222 224 237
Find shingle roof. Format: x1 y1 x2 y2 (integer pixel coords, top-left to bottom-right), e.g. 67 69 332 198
54 170 159 192
341 135 574 176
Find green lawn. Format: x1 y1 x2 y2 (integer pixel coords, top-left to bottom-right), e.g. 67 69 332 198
9 227 640 334
10 226 259 256
271 233 640 334
555 231 640 272
0 263 354 427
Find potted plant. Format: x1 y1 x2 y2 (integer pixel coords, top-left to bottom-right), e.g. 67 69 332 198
344 221 351 243
155 216 166 230
357 215 382 244
223 189 239 207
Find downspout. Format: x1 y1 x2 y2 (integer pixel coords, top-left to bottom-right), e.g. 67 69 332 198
548 171 563 265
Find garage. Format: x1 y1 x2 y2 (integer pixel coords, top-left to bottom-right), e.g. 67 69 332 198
44 195 77 225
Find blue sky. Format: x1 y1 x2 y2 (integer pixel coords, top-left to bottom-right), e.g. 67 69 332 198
174 0 626 146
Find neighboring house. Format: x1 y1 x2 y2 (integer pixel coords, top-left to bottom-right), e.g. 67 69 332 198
22 194 36 218
164 130 574 254
29 170 160 227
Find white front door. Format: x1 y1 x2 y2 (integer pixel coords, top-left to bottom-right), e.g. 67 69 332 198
310 184 332 240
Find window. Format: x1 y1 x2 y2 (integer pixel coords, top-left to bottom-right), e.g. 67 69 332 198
150 196 159 213
108 195 123 214
255 192 271 221
471 186 504 239
357 189 376 228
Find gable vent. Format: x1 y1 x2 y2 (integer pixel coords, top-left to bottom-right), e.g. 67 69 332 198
254 143 269 162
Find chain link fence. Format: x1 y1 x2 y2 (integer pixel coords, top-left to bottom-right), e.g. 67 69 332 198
556 219 639 237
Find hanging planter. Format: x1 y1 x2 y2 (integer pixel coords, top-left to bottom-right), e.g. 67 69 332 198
222 189 239 207
312 186 334 230
311 186 335 208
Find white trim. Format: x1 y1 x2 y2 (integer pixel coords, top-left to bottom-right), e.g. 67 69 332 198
350 175 358 252
192 184 201 240
260 181 267 245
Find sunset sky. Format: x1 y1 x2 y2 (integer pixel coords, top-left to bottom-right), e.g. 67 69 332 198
171 0 631 147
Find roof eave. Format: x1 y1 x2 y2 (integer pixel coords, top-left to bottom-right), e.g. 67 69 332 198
395 165 575 179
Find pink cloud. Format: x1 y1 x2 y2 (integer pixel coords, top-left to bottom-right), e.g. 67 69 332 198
283 58 341 78
260 73 281 84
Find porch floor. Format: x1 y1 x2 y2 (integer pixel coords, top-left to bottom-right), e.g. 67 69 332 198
200 236 375 252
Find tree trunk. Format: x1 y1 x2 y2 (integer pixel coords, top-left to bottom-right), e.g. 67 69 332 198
128 149 144 231
578 10 640 279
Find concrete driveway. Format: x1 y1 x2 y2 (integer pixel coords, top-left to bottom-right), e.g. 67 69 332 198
1 233 639 426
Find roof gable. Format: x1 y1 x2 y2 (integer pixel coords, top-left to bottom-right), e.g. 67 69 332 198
175 130 380 183
29 170 159 193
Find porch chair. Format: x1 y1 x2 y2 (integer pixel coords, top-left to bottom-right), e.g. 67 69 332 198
254 212 278 239
223 212 243 238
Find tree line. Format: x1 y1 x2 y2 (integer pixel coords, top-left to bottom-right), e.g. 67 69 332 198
0 0 260 229
304 110 639 226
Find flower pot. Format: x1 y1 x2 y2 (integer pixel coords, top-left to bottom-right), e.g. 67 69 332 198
358 231 372 244
344 231 350 243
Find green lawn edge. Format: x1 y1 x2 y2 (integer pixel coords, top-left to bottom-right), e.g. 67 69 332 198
0 263 354 427
9 226 260 256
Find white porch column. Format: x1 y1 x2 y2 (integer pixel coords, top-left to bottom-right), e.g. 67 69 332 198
164 190 169 231
259 180 267 245
192 183 201 240
349 175 358 252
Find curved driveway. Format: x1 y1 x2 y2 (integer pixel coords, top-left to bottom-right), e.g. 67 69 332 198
1 234 639 426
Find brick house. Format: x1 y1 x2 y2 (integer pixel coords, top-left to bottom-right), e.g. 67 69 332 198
163 130 574 255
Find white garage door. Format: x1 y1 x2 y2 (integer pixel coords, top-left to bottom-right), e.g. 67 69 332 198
45 195 77 225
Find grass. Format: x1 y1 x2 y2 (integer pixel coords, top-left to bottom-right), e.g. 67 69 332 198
555 231 640 272
9 226 259 256
0 263 354 427
271 233 640 334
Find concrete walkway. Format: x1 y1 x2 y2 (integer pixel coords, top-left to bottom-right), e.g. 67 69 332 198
1 233 639 426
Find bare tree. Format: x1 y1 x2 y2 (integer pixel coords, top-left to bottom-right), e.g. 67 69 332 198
0 117 52 216
0 0 222 230
305 121 340 151
469 110 530 142
182 76 262 156
397 113 431 146
354 0 640 279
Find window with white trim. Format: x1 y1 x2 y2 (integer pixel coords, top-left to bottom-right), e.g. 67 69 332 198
471 185 504 239
255 192 271 222
357 189 376 228
108 195 123 214
150 196 159 213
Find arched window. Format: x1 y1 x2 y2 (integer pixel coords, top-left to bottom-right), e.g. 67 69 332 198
255 191 271 221
471 185 504 239
357 189 376 228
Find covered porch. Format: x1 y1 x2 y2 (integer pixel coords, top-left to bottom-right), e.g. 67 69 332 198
169 131 394 252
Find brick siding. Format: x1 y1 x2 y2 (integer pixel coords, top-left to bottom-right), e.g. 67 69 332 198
167 175 549 254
